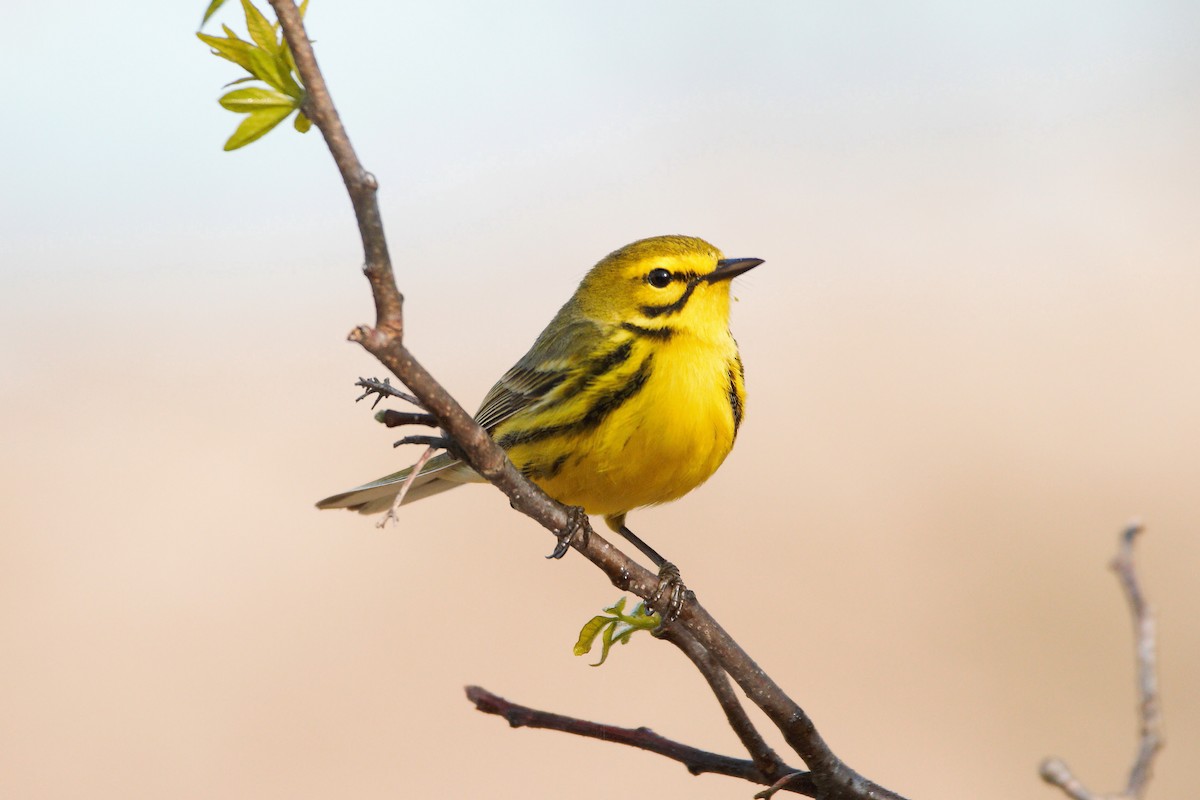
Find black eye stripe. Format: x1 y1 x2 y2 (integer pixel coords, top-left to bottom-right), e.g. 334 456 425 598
639 278 700 318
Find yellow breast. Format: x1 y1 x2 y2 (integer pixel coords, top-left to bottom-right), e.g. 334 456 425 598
512 332 743 518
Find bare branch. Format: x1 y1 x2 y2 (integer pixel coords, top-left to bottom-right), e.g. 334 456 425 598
1113 523 1164 797
1040 522 1163 800
465 686 817 797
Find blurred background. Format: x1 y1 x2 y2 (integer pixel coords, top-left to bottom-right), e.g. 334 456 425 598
2 1 1197 798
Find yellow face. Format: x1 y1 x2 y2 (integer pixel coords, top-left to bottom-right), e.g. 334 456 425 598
575 235 752 342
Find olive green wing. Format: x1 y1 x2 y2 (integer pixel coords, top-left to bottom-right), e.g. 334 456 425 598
473 313 605 433
317 310 604 515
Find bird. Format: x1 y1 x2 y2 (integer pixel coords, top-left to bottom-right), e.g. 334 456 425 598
317 235 762 618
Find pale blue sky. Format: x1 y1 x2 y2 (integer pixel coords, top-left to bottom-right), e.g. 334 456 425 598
4 1 1197 390
3 2 1197 303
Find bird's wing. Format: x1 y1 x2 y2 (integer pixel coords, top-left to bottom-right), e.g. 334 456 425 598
473 315 605 432
317 310 605 515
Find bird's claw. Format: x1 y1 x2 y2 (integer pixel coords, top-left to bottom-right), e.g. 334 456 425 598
546 506 590 559
647 562 687 630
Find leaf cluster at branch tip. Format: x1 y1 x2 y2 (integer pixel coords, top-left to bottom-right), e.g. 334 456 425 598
197 0 312 150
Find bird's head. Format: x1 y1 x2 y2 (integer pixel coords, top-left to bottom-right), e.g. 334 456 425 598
574 235 763 340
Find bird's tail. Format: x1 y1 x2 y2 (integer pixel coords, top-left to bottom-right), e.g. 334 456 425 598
315 452 481 514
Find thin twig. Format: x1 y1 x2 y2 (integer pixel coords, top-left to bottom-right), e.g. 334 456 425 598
1040 522 1163 800
1113 523 1164 797
269 4 907 798
465 686 816 797
758 772 816 800
355 376 420 408
377 444 437 528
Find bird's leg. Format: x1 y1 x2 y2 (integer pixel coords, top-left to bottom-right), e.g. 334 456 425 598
617 524 687 626
615 524 668 566
546 506 590 560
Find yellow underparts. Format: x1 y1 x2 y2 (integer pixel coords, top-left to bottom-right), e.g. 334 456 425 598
498 330 743 520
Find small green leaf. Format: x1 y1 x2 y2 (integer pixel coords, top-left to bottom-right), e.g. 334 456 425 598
293 111 312 132
282 40 299 79
241 0 279 54
245 46 287 89
200 29 300 97
299 0 309 18
595 623 622 666
573 615 610 657
223 105 293 150
197 31 256 74
219 86 295 112
244 46 303 99
604 597 628 616
200 0 227 27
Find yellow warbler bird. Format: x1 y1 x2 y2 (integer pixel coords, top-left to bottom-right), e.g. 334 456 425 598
318 235 761 610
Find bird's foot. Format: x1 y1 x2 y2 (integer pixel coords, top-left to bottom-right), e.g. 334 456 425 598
546 506 590 560
647 562 688 629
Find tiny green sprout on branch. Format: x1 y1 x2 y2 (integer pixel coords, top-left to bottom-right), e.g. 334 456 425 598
573 598 661 666
197 0 311 150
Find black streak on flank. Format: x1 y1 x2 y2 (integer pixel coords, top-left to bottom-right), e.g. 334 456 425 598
621 321 675 341
496 355 654 449
523 453 569 480
587 340 634 378
727 360 743 434
555 340 634 403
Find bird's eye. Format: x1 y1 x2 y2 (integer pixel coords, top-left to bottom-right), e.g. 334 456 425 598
647 268 672 288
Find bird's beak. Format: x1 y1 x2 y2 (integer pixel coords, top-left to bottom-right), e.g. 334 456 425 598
705 257 764 283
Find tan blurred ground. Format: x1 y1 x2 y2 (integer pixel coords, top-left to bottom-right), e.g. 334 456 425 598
3 4 1199 799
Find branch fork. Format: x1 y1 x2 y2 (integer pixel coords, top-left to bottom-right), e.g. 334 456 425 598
1040 523 1163 800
